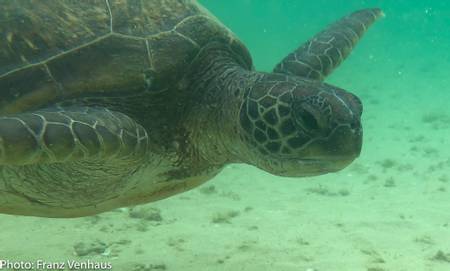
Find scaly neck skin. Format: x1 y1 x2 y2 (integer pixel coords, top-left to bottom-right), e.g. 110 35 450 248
185 43 260 166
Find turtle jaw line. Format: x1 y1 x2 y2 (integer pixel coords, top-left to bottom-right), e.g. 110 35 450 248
294 158 355 171
296 156 358 163
255 155 358 177
260 162 341 177
258 154 358 177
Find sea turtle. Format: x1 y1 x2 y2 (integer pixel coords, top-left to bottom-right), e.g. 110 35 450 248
0 1 382 217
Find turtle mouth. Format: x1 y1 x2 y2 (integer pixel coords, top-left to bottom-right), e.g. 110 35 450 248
259 156 357 177
296 157 353 170
297 156 357 163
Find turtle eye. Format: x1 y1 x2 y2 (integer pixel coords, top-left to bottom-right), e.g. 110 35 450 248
294 106 320 132
300 109 319 130
292 96 329 134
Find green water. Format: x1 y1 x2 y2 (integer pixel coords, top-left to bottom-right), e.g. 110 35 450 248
1 1 450 271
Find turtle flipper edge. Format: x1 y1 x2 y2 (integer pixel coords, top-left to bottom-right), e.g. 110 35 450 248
274 8 384 80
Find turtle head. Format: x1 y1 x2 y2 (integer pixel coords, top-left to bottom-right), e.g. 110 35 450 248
238 74 362 177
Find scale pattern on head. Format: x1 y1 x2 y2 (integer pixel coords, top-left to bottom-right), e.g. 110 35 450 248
239 73 362 159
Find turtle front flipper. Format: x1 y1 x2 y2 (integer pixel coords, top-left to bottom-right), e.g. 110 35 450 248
0 106 149 217
274 8 383 80
0 106 148 165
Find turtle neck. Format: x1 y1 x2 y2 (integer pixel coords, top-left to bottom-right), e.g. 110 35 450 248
184 41 261 166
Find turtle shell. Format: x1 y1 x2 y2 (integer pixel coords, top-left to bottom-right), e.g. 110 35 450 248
0 0 252 114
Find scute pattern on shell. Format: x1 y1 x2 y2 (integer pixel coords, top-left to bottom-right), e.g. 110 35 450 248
0 0 238 115
0 0 110 75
